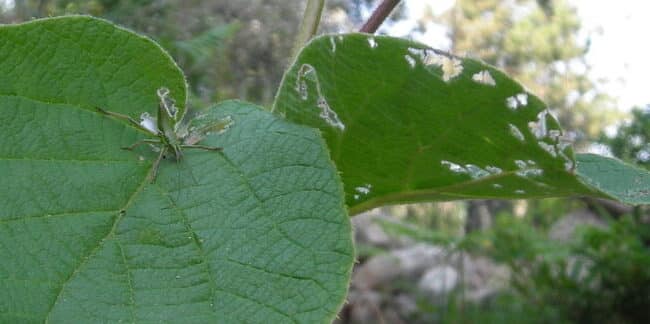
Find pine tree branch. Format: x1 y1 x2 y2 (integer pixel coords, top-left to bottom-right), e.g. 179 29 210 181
359 0 402 34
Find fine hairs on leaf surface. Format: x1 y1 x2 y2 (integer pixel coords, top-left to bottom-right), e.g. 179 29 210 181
0 16 352 323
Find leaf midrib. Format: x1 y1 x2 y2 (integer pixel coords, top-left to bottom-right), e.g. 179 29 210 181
349 168 588 215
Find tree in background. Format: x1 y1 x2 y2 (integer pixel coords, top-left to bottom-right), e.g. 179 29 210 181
601 106 650 169
440 0 618 143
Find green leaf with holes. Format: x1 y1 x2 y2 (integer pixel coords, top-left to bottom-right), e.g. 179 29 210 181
274 34 649 214
0 16 352 323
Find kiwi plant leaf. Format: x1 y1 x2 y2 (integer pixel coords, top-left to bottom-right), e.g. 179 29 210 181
0 16 352 323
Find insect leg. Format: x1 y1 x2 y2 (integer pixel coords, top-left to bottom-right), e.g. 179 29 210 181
96 107 152 134
181 144 223 151
148 146 167 183
122 138 161 151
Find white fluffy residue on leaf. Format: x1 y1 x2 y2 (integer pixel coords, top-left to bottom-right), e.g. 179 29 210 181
139 112 158 134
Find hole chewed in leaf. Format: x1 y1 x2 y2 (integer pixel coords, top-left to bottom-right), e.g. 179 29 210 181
367 37 378 49
353 184 372 200
514 159 544 177
441 160 467 173
355 184 372 195
465 164 490 179
506 97 518 110
440 57 463 82
472 70 496 86
506 93 528 110
407 47 463 82
517 93 528 105
524 110 575 171
538 141 558 157
514 160 527 169
508 124 525 142
295 63 345 130
295 64 316 100
317 97 345 131
528 111 548 138
442 161 502 180
485 165 503 174
404 55 416 68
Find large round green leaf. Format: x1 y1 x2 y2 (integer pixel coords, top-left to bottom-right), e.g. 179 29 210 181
274 34 648 213
0 17 352 323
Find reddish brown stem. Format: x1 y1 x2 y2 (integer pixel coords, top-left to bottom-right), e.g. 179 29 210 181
359 0 402 34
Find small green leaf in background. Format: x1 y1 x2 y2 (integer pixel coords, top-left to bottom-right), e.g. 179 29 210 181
274 34 648 213
1 16 352 323
576 153 650 205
